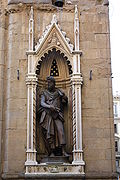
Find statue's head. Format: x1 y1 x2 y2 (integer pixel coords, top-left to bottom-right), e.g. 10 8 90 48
47 76 55 91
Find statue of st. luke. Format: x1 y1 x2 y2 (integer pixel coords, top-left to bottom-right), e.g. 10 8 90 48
37 76 68 157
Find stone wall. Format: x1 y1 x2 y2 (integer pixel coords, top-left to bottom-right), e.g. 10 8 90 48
0 0 117 179
80 4 116 176
0 0 7 176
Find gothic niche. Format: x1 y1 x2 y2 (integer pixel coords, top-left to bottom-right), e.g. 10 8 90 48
36 48 73 163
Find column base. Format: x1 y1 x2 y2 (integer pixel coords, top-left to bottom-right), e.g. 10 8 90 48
25 149 37 166
25 160 38 166
72 160 85 166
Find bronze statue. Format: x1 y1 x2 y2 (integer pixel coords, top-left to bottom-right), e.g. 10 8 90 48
38 76 68 157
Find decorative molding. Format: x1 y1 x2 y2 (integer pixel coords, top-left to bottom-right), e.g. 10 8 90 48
71 75 83 85
73 50 82 55
71 79 83 86
8 0 52 4
25 164 85 175
6 4 75 14
26 74 38 86
5 7 21 15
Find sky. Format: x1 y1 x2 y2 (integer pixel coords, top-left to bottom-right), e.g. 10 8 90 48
109 0 120 95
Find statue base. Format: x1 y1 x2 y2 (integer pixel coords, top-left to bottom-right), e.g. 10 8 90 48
25 163 85 175
40 155 70 164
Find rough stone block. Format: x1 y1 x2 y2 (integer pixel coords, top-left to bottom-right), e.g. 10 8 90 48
85 159 112 172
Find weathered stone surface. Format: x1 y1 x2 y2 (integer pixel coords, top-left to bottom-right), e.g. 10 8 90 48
0 0 117 179
8 0 52 4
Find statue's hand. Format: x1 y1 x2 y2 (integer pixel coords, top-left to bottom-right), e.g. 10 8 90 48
62 95 68 104
50 105 56 111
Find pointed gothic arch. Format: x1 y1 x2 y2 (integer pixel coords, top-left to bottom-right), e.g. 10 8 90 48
35 48 73 77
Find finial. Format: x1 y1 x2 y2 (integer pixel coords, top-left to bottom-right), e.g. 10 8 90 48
51 14 57 24
75 5 78 19
30 6 33 20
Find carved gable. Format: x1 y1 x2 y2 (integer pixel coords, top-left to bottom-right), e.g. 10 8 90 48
35 15 74 56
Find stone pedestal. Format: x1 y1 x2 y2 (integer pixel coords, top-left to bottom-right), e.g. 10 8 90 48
25 164 85 176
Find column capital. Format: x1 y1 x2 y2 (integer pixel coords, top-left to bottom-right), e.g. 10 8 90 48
73 50 82 55
26 73 38 86
71 74 83 85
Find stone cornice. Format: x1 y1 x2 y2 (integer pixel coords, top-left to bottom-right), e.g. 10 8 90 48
5 3 75 15
8 0 52 4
